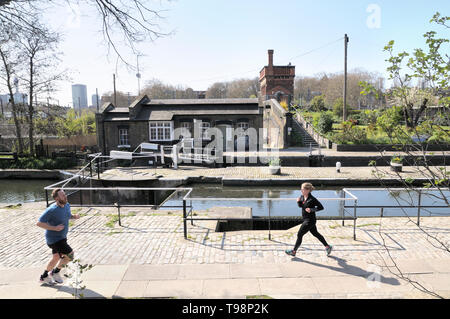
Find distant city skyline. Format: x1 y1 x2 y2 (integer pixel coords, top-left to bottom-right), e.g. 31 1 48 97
38 0 449 107
71 84 88 110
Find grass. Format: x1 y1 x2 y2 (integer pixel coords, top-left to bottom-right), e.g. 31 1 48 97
2 203 22 209
246 295 274 299
329 223 342 229
105 214 120 228
106 230 123 236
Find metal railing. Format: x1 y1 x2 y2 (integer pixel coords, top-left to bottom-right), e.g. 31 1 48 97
343 187 450 226
180 188 359 240
43 180 448 241
43 186 194 226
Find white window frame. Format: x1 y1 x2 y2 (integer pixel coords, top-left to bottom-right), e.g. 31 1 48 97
118 128 129 147
149 121 173 141
237 122 249 131
201 121 211 139
236 122 249 137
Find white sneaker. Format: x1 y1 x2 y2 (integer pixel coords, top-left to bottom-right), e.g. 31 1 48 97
51 270 64 284
39 274 56 286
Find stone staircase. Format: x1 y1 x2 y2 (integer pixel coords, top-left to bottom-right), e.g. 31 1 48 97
291 117 319 148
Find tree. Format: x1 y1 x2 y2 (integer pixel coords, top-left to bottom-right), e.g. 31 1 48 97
361 12 449 129
141 79 198 100
0 21 24 153
366 13 449 299
18 21 67 155
0 1 170 66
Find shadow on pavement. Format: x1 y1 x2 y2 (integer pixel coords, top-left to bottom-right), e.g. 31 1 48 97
292 255 401 286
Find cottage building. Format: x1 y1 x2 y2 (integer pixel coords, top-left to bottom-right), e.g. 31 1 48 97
96 50 295 155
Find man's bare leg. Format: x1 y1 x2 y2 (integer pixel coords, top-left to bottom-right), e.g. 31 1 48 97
46 253 60 272
56 251 74 270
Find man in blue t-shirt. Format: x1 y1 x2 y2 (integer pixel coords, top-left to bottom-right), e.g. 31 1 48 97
37 188 80 285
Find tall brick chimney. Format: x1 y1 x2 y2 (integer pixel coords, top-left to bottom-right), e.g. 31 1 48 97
268 49 274 67
259 49 295 101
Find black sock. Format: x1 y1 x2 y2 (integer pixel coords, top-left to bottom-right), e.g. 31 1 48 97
41 270 48 279
53 267 60 274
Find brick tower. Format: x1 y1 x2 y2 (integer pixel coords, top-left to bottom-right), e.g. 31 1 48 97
259 49 295 103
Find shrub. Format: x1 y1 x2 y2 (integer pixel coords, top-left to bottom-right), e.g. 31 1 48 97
309 95 327 112
317 112 334 134
331 121 368 144
0 156 76 169
332 97 352 117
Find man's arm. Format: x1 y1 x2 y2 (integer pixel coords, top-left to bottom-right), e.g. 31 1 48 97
36 222 64 231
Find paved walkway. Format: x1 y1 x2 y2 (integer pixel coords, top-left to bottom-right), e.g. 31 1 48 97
99 165 450 181
0 202 449 298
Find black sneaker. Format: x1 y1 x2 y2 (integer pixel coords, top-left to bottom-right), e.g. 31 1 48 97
285 249 296 257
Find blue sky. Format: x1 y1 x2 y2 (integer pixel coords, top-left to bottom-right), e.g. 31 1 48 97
42 0 449 106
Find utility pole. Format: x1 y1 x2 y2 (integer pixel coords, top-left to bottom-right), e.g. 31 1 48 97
113 73 117 106
136 55 141 96
96 88 99 113
78 96 81 116
343 34 349 121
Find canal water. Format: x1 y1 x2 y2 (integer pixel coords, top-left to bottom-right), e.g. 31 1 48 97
162 184 450 218
1 180 448 218
0 179 56 204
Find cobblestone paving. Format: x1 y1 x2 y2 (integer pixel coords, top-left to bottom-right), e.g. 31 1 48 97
1 202 449 269
100 165 450 181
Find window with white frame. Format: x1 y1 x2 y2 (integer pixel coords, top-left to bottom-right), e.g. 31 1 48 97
236 122 249 136
118 128 129 146
237 122 249 131
149 121 173 141
201 121 211 139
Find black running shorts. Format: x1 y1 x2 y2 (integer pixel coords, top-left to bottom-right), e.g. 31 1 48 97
48 238 73 257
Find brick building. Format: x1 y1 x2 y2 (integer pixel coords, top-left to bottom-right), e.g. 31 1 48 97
96 50 295 155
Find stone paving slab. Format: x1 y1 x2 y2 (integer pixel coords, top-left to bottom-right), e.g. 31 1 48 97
123 264 180 281
0 201 449 298
114 280 148 298
99 165 450 181
259 278 318 295
203 279 260 298
229 264 283 278
143 279 203 298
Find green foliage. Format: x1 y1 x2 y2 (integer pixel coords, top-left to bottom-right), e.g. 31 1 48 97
331 121 368 144
309 95 327 112
376 106 404 138
0 156 76 169
317 112 334 134
56 109 96 138
332 97 352 117
390 155 404 164
63 259 94 299
268 157 281 166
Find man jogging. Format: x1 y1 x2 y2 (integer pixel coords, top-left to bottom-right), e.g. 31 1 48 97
37 188 79 285
285 183 332 257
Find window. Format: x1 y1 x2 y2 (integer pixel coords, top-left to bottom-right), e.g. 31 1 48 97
237 122 249 131
118 128 129 146
236 122 249 136
149 121 173 141
201 122 211 139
